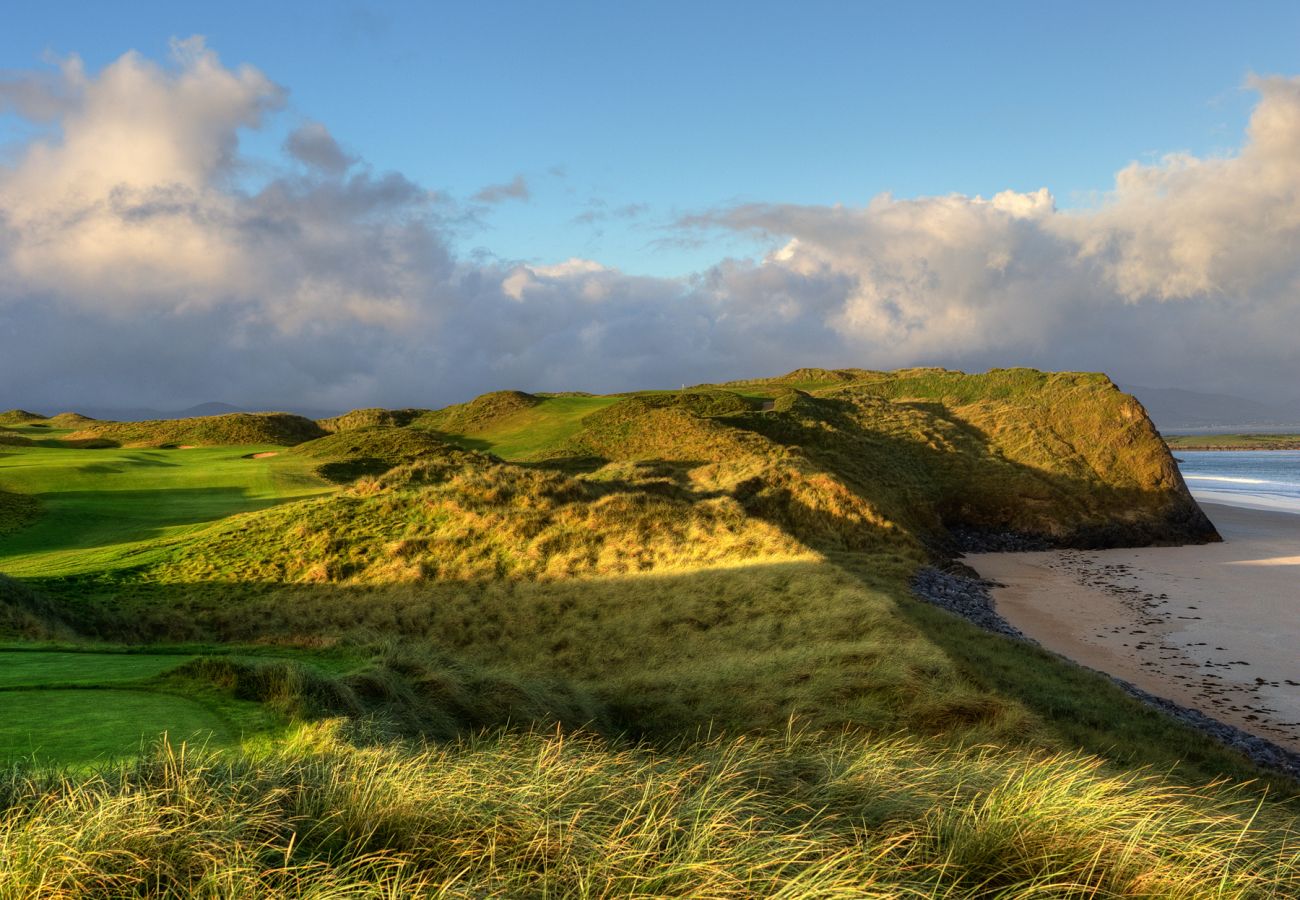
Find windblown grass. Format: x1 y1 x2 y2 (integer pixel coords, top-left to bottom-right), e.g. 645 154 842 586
0 723 1294 898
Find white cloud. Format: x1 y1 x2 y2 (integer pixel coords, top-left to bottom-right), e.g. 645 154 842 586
1 43 1300 411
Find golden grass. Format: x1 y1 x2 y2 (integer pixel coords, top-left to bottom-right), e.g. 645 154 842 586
0 723 1294 898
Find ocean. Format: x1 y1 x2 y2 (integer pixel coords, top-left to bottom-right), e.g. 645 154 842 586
1174 450 1300 514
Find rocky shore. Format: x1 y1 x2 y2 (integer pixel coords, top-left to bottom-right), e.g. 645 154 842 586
911 563 1300 780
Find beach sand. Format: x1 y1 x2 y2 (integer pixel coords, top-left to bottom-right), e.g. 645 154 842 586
965 502 1300 751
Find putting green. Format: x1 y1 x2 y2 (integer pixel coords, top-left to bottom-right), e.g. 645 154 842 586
0 442 330 576
0 689 233 764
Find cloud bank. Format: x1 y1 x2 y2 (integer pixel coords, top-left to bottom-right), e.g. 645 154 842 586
2 40 1300 411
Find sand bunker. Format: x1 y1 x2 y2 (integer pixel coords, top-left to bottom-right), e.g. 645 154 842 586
250 451 279 459
965 502 1300 751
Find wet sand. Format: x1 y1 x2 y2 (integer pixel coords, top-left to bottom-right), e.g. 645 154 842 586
965 502 1300 751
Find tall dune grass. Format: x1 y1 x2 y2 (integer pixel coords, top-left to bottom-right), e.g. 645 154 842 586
0 724 1295 897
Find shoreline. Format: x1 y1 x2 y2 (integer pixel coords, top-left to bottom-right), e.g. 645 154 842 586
960 501 1300 756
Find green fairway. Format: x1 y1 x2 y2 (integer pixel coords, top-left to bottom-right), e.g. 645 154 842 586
0 688 232 764
0 649 196 687
0 442 330 576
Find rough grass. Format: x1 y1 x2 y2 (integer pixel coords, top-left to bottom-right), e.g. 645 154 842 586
0 723 1294 898
43 413 97 428
411 389 542 435
0 490 40 537
317 407 432 433
288 426 472 483
0 410 45 425
66 413 326 448
149 460 809 585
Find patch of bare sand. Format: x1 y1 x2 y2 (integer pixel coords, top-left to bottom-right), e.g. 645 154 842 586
251 451 279 458
965 502 1300 751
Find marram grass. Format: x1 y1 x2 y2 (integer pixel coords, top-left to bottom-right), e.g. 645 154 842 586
0 723 1295 898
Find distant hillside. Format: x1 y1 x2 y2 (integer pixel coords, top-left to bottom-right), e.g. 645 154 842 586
1167 433 1300 451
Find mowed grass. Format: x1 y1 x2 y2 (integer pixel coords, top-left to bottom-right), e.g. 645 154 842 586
0 689 231 764
0 442 330 576
428 395 618 458
0 650 196 687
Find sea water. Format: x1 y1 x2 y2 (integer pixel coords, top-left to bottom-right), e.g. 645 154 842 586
1174 450 1300 514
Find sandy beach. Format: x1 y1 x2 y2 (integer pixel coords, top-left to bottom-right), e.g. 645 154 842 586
965 502 1300 751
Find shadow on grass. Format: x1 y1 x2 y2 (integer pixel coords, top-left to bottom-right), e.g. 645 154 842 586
16 555 1295 791
0 486 304 565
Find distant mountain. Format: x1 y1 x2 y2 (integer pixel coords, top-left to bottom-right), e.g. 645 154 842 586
1121 384 1300 433
174 401 244 418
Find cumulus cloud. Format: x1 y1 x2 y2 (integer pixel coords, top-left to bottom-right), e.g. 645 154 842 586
472 174 530 204
1 41 1299 413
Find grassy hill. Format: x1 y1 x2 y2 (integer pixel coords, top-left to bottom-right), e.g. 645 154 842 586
318 407 432 432
0 409 45 425
288 425 480 482
66 412 326 447
0 368 1295 896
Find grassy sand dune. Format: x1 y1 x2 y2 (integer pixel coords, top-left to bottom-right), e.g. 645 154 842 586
67 412 326 448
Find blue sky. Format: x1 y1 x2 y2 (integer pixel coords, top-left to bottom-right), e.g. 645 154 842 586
4 1 1297 276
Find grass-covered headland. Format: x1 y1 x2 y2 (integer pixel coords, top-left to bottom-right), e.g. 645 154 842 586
1 369 1297 897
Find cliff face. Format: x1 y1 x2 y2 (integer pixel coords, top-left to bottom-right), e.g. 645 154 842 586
831 369 1220 547
542 367 1222 554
